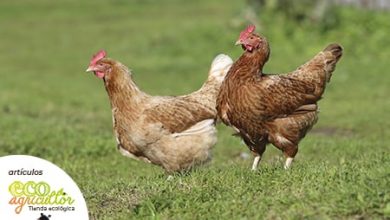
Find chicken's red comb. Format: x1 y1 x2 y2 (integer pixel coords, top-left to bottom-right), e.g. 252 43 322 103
239 24 256 40
90 50 106 66
246 24 255 33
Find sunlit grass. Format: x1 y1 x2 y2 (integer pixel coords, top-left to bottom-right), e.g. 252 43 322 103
0 0 389 219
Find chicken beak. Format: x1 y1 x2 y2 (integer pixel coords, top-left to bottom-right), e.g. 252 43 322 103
85 66 94 72
235 39 243 46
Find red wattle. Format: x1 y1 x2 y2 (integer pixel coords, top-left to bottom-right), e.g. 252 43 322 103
95 71 105 79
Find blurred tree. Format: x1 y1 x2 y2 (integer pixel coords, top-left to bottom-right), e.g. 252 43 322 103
334 0 390 10
237 0 388 35
245 0 340 32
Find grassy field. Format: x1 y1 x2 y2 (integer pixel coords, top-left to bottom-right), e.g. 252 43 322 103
0 0 389 219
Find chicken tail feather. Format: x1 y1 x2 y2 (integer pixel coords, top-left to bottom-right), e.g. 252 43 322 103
322 44 343 82
208 54 233 83
324 43 343 60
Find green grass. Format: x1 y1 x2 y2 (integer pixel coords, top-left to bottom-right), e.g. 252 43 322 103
0 0 389 219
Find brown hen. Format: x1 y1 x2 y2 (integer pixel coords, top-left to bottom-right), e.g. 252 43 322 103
86 50 233 172
217 25 343 170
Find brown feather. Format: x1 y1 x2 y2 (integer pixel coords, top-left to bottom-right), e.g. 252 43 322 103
92 55 232 172
217 36 343 161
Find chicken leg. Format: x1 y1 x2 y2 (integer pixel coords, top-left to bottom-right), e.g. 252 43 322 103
283 144 298 169
251 155 261 171
284 157 294 169
250 142 266 171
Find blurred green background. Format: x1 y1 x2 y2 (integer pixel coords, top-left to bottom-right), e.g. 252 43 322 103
0 0 389 219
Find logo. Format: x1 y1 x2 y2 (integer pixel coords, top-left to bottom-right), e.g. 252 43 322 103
8 181 75 214
0 155 88 220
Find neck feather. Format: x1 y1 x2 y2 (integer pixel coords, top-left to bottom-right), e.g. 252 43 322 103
103 64 145 113
243 46 269 72
227 47 269 81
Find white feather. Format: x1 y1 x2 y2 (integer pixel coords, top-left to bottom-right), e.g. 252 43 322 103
172 119 215 137
208 54 233 82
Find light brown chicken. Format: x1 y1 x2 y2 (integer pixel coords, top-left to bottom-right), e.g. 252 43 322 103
217 25 343 170
86 50 232 172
